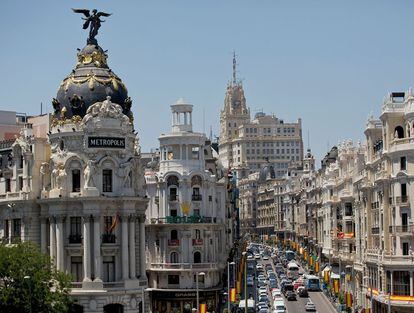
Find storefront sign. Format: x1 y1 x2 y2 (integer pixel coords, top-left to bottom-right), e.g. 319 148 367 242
88 137 125 148
152 290 217 300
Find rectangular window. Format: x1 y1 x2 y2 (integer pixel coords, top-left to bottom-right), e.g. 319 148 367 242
403 242 409 256
400 156 407 171
4 220 9 239
103 256 115 282
401 183 407 197
12 219 21 243
69 217 82 243
72 169 81 192
71 256 83 282
102 169 113 192
192 147 199 160
5 179 11 192
168 275 180 285
19 176 23 191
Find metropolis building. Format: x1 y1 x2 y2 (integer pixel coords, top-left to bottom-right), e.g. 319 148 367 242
144 99 229 313
0 19 148 313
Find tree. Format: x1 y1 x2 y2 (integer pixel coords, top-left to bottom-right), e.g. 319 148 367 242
0 241 72 313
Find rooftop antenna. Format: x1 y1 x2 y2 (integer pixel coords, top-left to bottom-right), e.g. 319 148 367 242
40 102 43 115
232 51 237 85
203 107 205 135
307 130 310 150
209 125 213 141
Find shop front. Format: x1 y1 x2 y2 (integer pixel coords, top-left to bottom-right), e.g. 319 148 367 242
151 289 220 313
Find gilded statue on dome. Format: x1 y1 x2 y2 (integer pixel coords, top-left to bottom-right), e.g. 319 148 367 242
72 8 111 43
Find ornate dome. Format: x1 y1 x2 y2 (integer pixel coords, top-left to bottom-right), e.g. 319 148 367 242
52 42 132 122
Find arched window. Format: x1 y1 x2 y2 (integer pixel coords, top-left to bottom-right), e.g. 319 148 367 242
191 176 202 201
103 304 123 313
395 126 404 139
171 229 178 240
194 251 202 263
170 252 179 263
167 176 179 201
195 229 201 239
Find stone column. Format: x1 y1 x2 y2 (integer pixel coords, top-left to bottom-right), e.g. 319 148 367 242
83 216 92 282
49 217 56 266
93 216 102 282
121 216 129 280
56 217 65 271
410 271 413 296
129 216 136 279
139 216 146 277
40 217 47 253
390 271 394 295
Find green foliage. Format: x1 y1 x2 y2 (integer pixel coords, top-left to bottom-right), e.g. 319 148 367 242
0 241 72 313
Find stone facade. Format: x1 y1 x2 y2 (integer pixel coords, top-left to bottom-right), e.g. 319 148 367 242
145 99 230 313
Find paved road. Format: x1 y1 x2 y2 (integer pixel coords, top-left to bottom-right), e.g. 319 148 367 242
253 247 337 313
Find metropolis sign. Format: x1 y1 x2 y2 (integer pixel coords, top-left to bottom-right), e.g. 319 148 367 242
88 137 125 149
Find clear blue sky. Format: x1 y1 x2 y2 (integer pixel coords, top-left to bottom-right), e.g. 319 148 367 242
1 0 414 164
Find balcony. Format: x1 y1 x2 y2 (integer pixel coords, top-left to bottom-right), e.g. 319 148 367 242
389 225 414 235
396 196 409 206
192 239 203 246
102 233 116 244
150 262 220 271
68 234 82 244
150 216 218 224
169 194 179 202
168 239 180 246
371 227 380 235
192 194 202 201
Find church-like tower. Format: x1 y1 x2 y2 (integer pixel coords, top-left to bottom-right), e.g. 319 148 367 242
218 53 250 170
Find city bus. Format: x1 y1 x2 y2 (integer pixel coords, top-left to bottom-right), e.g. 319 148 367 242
285 250 295 261
237 299 255 313
304 274 320 291
287 262 299 280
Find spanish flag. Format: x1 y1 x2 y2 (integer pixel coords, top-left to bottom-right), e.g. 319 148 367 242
199 303 206 313
333 279 340 294
346 292 353 308
230 288 236 302
324 270 329 283
108 215 119 233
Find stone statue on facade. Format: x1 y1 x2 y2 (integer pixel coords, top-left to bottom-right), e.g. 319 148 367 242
118 161 132 188
40 162 50 191
84 160 97 188
52 163 67 190
72 9 111 44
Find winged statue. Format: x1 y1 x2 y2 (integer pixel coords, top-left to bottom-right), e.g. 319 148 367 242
72 9 112 43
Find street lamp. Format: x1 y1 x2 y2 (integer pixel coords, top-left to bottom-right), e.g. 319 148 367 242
196 272 205 313
242 251 247 313
227 261 235 313
24 276 32 313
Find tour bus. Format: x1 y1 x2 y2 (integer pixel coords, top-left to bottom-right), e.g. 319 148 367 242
285 250 295 261
304 274 320 291
237 299 255 313
286 262 299 280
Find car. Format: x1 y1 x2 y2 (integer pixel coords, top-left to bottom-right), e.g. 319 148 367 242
247 276 254 287
273 301 286 313
263 255 269 260
256 264 264 270
305 300 316 311
258 295 269 303
286 291 297 301
257 303 268 311
255 254 261 259
259 309 269 313
259 286 268 293
297 286 309 298
271 289 281 298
